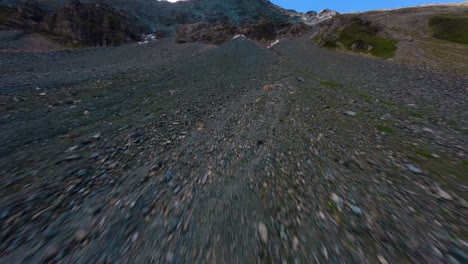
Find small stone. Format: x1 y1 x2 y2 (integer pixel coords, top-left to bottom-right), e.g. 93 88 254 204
350 205 363 215
297 76 305 82
65 145 79 153
77 169 90 177
83 110 91 115
91 132 101 140
165 170 173 182
258 222 268 243
331 193 344 210
322 246 329 260
422 127 434 133
90 153 101 159
42 244 59 261
201 173 208 185
318 211 326 220
436 187 452 200
432 245 443 259
344 111 356 117
292 236 300 251
262 85 274 91
74 229 89 242
377 255 388 264
377 254 388 264
197 122 206 131
64 154 80 161
407 165 422 174
131 232 139 242
459 198 468 209
166 252 174 262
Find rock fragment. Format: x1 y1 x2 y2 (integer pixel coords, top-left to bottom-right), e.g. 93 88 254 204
331 193 344 210
262 85 274 91
292 236 300 251
74 228 90 242
258 222 268 243
407 165 422 174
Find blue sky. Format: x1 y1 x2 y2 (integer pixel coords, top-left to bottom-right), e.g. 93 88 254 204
270 0 467 13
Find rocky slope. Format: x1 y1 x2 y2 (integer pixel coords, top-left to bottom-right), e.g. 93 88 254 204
1 1 467 263
0 35 467 263
311 3 468 73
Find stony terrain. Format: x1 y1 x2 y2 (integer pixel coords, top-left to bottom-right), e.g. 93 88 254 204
0 33 467 263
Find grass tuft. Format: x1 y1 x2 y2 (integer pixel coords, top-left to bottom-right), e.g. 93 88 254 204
338 21 397 58
415 149 431 158
376 125 394 133
320 80 343 88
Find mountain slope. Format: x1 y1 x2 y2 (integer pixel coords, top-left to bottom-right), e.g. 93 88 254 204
1 0 316 40
312 3 468 73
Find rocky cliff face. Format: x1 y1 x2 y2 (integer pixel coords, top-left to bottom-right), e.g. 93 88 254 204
0 0 144 46
1 0 335 46
175 21 310 44
43 0 143 46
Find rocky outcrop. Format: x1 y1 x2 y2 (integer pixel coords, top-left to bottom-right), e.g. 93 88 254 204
2 0 337 46
317 9 338 21
175 20 310 45
311 15 397 58
43 0 143 46
89 0 315 41
0 0 45 29
0 0 143 46
175 22 236 45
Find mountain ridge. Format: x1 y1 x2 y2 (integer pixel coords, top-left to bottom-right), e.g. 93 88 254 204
0 0 322 46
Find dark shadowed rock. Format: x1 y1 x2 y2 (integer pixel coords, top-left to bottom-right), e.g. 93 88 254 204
175 22 236 45
43 0 143 46
175 20 310 45
0 0 144 46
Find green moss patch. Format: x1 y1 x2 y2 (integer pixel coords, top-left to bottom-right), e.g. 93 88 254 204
376 125 394 133
414 149 431 158
429 15 468 44
320 80 343 88
338 21 398 58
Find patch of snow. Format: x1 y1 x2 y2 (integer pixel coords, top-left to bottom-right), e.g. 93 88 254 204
138 33 157 45
267 39 279 48
233 34 246 40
